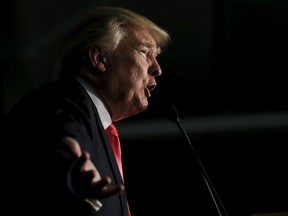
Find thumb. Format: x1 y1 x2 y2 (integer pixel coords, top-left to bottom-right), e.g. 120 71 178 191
62 136 82 158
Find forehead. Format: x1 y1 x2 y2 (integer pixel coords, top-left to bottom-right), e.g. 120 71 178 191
124 27 160 52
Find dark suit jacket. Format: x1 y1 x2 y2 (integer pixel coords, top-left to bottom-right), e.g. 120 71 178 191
2 78 129 216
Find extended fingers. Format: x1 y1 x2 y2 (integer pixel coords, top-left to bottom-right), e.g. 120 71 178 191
72 151 93 172
62 136 124 200
73 166 125 199
62 136 82 158
89 178 125 199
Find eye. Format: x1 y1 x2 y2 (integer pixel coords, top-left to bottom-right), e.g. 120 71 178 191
139 48 149 57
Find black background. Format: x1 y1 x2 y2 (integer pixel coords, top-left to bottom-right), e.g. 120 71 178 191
1 0 288 215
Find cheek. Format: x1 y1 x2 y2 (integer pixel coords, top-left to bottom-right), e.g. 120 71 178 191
118 73 142 101
122 63 145 86
129 70 145 94
115 55 147 93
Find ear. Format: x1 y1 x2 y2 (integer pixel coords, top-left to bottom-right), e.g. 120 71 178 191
88 47 106 72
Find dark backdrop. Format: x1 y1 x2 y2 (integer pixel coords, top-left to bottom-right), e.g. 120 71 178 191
1 0 288 215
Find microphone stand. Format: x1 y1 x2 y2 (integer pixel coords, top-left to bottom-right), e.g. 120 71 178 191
168 104 229 216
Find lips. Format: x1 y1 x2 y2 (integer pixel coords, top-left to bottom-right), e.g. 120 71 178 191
145 82 157 97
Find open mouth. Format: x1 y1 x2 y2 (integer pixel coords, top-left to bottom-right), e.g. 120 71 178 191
145 82 157 97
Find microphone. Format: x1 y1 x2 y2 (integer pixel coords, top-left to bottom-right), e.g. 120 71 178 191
167 103 229 216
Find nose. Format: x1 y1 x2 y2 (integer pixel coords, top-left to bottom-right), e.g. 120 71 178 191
148 59 162 77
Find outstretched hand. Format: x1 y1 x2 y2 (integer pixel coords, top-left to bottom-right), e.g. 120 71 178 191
62 137 125 200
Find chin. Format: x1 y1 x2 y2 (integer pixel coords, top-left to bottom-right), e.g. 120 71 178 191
132 97 149 114
142 104 149 111
136 102 148 114
142 99 149 110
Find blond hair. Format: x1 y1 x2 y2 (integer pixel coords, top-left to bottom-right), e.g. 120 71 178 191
54 6 170 79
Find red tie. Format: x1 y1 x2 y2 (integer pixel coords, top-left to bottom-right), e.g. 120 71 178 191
105 123 131 216
105 123 123 180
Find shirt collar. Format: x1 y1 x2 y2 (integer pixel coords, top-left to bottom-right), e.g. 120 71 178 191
76 76 112 129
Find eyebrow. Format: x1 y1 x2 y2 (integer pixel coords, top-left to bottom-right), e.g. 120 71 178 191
138 41 161 55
